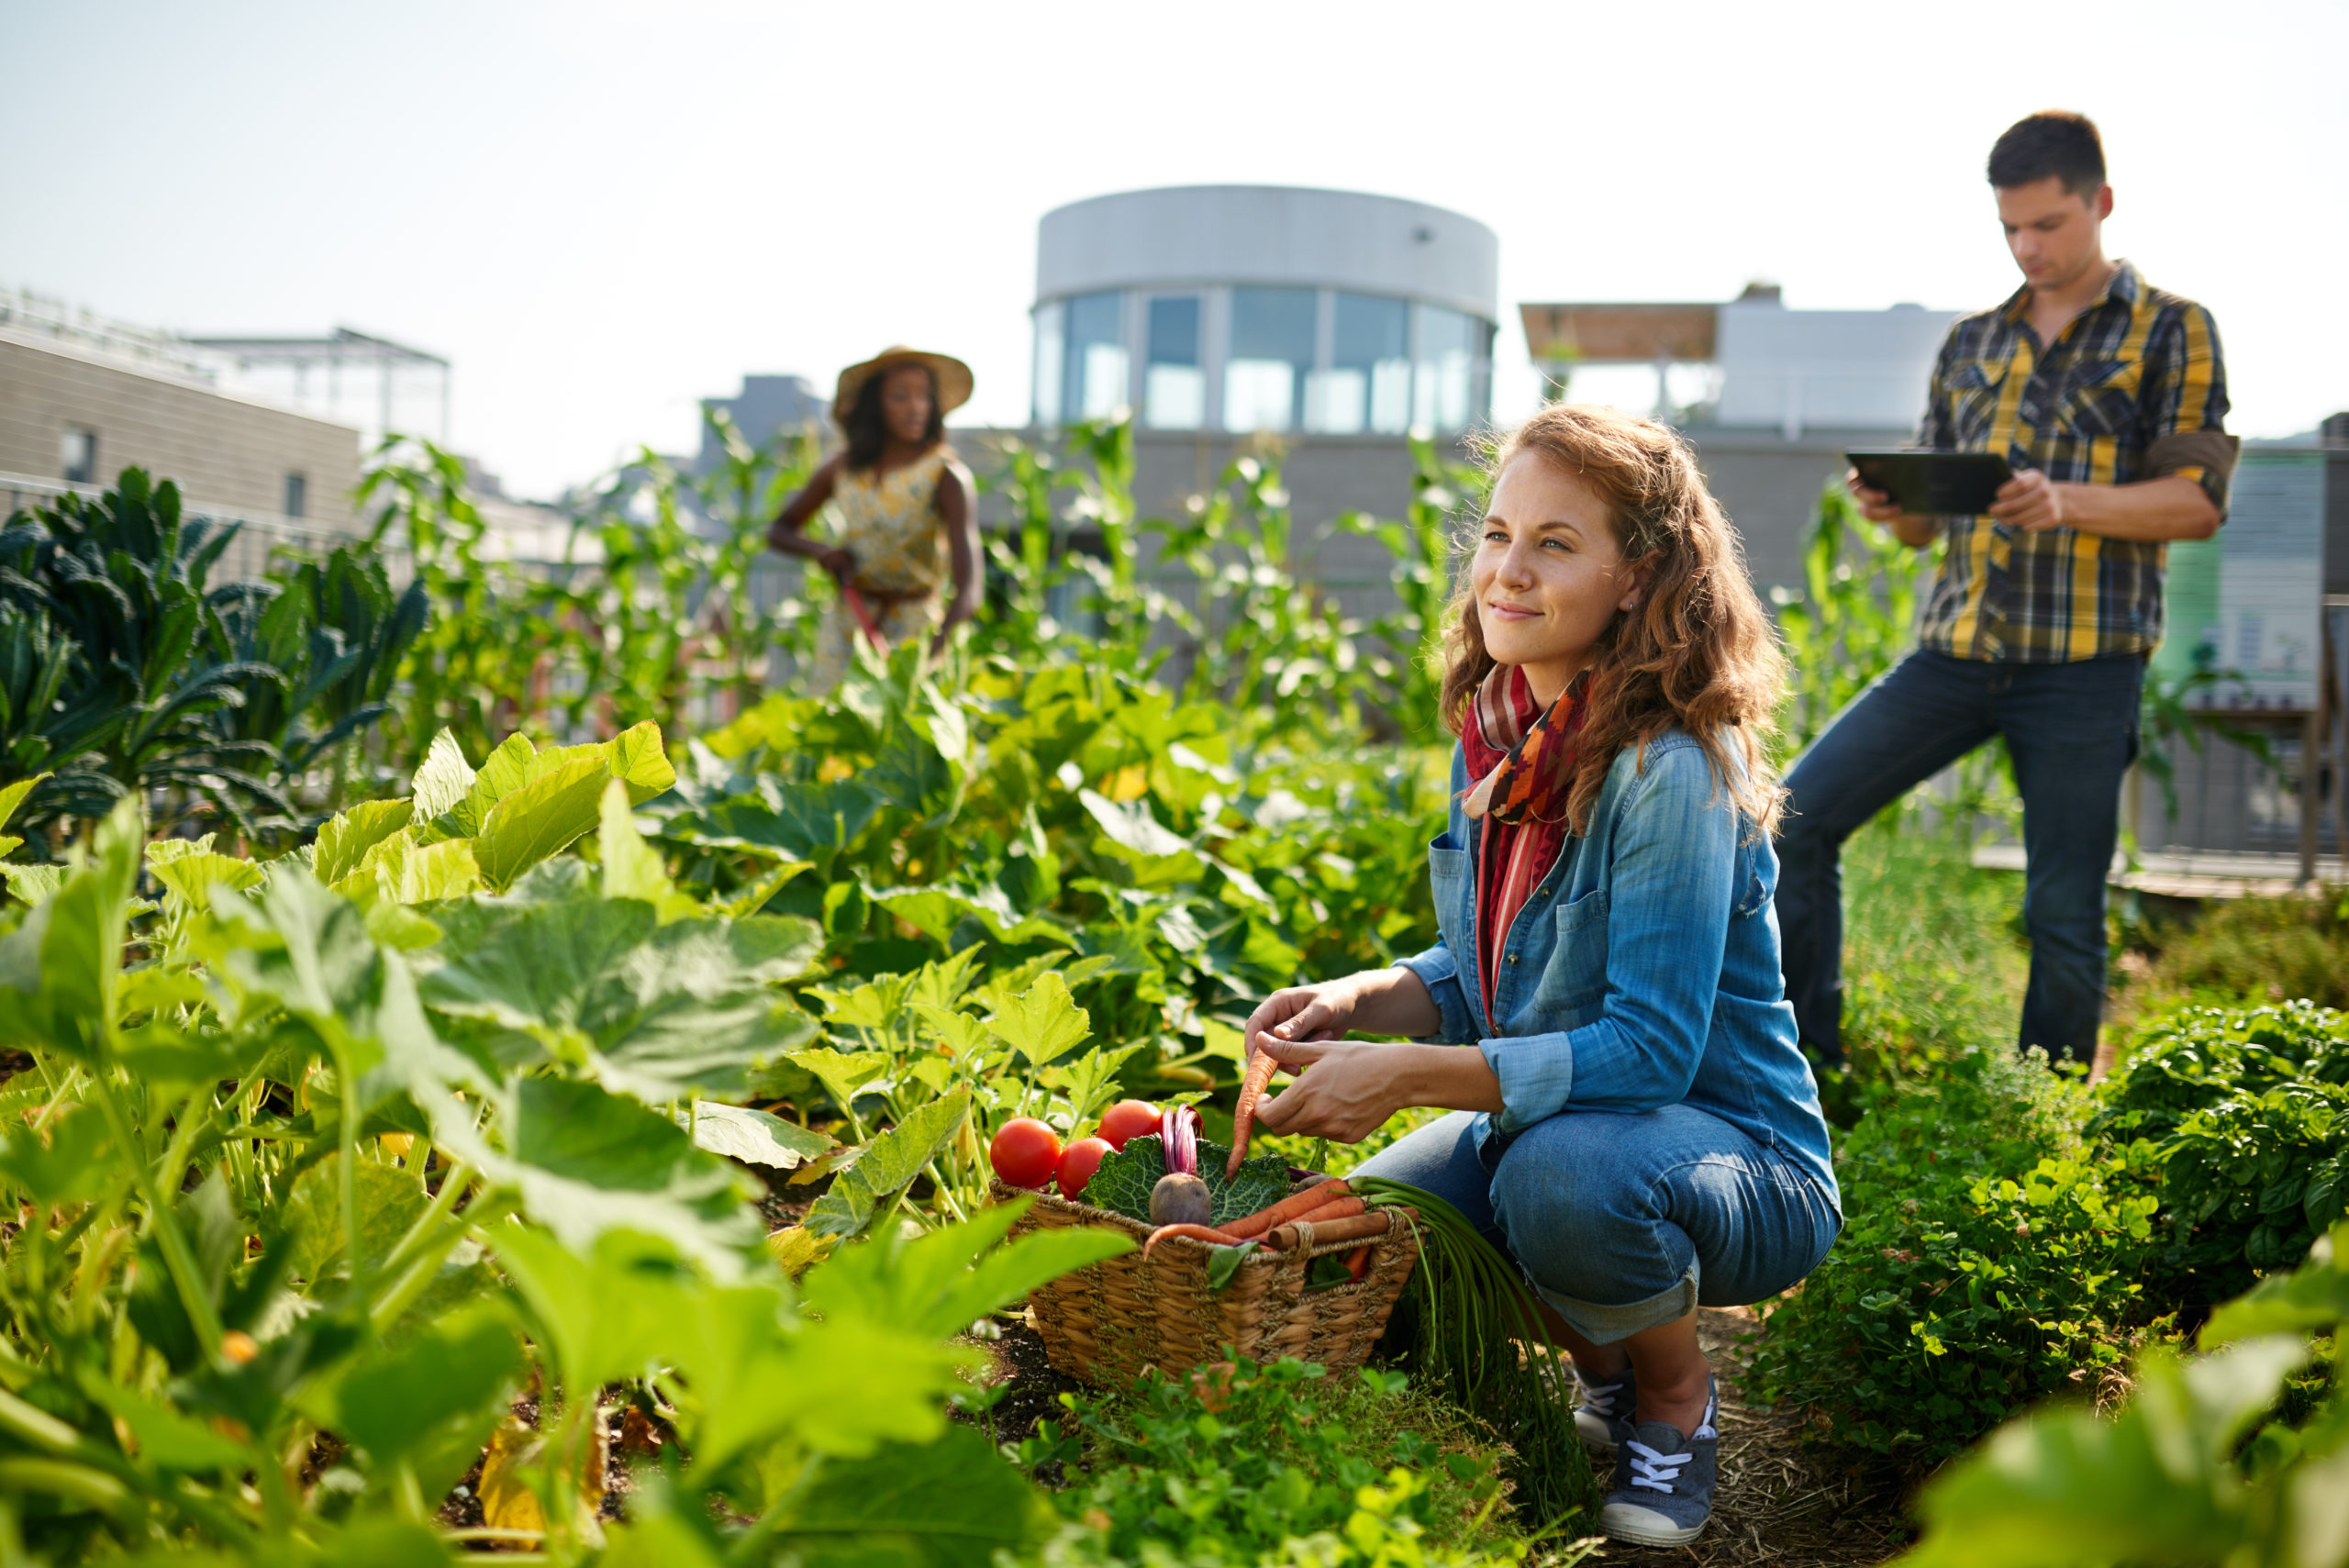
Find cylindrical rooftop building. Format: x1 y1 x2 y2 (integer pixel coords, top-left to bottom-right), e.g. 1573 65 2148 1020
1031 186 1499 438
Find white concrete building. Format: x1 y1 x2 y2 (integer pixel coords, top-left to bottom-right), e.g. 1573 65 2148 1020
1030 186 1499 437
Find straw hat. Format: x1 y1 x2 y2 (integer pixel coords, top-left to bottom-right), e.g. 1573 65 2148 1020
832 346 974 428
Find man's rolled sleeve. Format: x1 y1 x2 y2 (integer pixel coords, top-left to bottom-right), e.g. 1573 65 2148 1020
2142 304 2233 518
1396 944 1479 1046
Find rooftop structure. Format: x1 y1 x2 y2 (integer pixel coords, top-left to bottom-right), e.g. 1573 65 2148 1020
188 328 451 450
1032 185 1499 437
1522 284 1958 438
696 374 827 473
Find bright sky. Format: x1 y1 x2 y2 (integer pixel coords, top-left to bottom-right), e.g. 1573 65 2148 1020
4 0 2343 498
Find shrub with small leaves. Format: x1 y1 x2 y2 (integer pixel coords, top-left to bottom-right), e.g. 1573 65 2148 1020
2094 1000 2349 1309
1751 1048 2164 1472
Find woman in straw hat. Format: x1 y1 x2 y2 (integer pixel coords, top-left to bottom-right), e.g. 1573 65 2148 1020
766 346 979 689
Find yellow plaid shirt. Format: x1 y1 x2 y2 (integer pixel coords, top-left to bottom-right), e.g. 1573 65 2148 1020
1914 261 2231 662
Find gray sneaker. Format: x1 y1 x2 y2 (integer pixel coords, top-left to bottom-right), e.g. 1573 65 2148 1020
1598 1378 1719 1547
1571 1364 1636 1449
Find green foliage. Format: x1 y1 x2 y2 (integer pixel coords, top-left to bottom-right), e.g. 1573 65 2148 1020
1893 1221 2349 1568
2124 895 2349 1014
0 471 421 842
2095 1001 2349 1307
1772 481 1928 758
1348 1179 1599 1532
0 728 1122 1566
1831 828 2031 1117
1750 1048 2163 1472
1020 1357 1559 1568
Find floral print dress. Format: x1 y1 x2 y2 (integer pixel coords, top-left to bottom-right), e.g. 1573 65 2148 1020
807 446 952 691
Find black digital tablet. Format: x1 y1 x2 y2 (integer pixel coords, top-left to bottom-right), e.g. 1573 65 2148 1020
1846 450 2016 516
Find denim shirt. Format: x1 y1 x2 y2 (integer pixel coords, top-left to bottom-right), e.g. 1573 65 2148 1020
1397 728 1840 1207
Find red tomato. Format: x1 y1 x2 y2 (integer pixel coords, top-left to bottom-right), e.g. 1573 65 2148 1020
1057 1136 1114 1200
989 1118 1063 1189
1097 1099 1162 1151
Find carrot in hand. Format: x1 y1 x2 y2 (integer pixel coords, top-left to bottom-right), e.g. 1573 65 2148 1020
1222 1178 1353 1240
1227 1041 1286 1179
1141 1222 1246 1260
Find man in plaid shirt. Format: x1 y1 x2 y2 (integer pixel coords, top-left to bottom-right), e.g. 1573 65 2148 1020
1776 111 2237 1069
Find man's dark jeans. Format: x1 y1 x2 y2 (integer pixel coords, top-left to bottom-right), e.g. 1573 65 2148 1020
1774 649 2143 1068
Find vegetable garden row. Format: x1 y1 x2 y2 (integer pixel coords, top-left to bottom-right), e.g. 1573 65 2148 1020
1 421 2345 1566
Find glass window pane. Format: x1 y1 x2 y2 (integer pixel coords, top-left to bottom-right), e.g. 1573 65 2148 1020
1145 366 1206 428
1226 286 1316 432
1314 293 1411 434
1224 361 1296 433
1147 296 1199 366
1144 296 1203 429
1412 304 1480 433
1031 301 1064 426
1304 370 1364 433
1062 291 1128 424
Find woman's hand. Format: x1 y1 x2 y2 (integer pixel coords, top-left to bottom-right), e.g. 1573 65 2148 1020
816 546 855 583
1241 979 1363 1062
1248 1037 1416 1144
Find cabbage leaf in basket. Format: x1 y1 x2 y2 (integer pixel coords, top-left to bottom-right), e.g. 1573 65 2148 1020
1083 1133 1293 1226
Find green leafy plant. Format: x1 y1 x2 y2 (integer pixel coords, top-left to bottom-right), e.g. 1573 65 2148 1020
2094 1000 2349 1308
0 471 419 843
1892 1219 2349 1568
1751 1047 2163 1472
0 745 1129 1563
1020 1356 1565 1568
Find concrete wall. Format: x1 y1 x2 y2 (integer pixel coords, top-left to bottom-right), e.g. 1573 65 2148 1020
0 330 363 528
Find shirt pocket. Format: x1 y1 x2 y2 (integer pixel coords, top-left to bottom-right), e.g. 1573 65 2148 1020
1945 359 2008 446
1533 886 1610 1013
2064 357 2145 441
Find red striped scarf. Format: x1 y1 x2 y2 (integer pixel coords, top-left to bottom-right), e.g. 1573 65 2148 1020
1462 664 1590 1021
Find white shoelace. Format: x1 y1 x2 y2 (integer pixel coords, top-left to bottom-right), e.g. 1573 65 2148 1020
1626 1439 1694 1493
1579 1379 1623 1415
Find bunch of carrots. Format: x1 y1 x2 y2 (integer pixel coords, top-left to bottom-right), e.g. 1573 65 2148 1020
1141 1045 1388 1283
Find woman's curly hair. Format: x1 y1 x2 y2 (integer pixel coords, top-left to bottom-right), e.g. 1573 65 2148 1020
1437 403 1787 836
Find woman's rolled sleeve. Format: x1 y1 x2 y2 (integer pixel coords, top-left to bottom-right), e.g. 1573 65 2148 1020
1397 944 1480 1046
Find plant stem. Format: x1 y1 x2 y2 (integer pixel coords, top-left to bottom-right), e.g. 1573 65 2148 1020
88 1070 223 1353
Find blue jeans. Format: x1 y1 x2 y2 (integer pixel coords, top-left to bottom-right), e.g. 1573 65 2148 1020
1775 649 2143 1067
1352 1107 1841 1345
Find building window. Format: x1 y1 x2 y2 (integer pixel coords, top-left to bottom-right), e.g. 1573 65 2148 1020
1412 305 1485 433
1142 295 1204 430
1062 291 1129 423
1225 286 1316 433
1309 293 1412 434
284 473 307 519
1030 301 1064 426
61 428 97 485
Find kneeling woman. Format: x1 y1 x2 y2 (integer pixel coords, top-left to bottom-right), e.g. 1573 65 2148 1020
1244 406 1839 1548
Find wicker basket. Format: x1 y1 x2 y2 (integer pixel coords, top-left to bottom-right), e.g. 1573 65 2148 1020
994 1177 1420 1385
